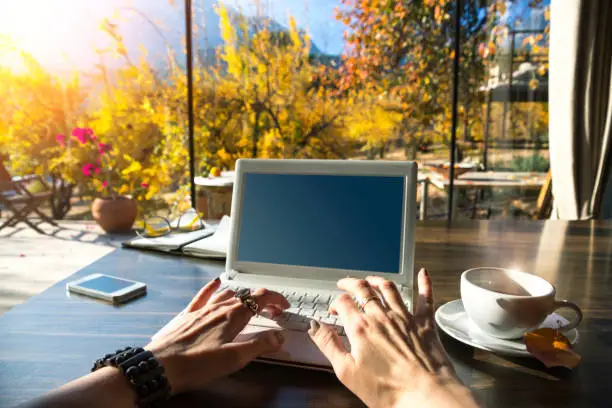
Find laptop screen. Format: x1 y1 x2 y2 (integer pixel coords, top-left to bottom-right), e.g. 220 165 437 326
236 173 405 274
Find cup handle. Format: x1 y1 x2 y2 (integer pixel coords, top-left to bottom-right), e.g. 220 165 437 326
552 300 583 331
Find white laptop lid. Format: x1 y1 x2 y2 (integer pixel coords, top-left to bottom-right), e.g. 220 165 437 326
226 159 417 290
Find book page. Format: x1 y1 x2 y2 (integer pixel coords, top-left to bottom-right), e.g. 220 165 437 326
126 228 214 251
183 216 230 257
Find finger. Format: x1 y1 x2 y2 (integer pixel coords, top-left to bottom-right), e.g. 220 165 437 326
250 288 290 311
337 278 384 314
308 320 354 382
329 293 362 326
365 276 406 314
260 305 285 318
185 278 221 312
415 268 434 319
222 330 285 370
209 288 236 304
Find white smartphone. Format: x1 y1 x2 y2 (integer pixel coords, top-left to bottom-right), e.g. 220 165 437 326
67 273 147 304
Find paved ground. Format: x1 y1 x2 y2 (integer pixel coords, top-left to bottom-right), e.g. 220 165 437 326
0 219 132 315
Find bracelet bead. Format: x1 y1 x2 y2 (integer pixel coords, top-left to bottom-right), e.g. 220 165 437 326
92 347 171 407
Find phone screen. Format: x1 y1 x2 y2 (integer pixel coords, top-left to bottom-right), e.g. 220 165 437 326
77 276 135 294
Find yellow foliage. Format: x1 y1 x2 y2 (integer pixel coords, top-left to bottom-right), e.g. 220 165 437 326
122 160 142 175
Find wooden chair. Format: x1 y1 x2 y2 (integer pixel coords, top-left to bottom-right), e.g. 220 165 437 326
0 159 58 233
467 170 553 220
509 170 553 219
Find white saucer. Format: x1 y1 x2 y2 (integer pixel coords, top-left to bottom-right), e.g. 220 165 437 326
435 299 579 357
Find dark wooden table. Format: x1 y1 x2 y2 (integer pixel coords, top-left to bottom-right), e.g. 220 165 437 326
1 221 611 408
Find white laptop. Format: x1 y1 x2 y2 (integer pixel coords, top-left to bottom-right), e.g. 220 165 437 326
224 159 417 370
154 159 417 370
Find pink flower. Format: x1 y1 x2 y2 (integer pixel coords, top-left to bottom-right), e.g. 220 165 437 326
72 128 88 144
102 181 108 187
81 163 95 177
72 127 96 144
85 128 97 141
141 182 149 188
94 167 101 175
56 134 66 147
98 142 112 155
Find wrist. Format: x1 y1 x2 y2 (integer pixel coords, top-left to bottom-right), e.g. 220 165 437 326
93 366 139 404
393 375 478 408
146 347 188 396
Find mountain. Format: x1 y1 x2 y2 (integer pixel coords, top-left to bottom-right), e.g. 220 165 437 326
115 0 333 71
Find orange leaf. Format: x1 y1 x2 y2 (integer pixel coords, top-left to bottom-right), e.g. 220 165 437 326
434 6 442 22
537 65 547 76
522 37 531 47
524 328 582 369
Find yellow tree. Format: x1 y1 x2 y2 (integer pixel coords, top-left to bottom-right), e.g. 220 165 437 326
0 38 86 218
194 5 354 170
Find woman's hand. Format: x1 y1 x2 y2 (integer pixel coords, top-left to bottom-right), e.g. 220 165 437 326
308 269 479 408
146 278 289 395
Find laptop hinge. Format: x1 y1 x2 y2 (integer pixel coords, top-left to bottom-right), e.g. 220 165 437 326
221 270 338 291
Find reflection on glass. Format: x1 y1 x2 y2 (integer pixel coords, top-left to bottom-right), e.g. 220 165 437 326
192 0 453 219
1 0 552 225
456 0 551 220
0 0 189 222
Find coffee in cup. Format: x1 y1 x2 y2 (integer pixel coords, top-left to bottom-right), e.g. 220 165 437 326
460 267 582 340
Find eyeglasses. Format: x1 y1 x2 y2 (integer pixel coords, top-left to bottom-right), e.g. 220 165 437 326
135 208 207 238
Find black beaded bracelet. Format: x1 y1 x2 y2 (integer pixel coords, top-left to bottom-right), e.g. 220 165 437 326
92 347 171 408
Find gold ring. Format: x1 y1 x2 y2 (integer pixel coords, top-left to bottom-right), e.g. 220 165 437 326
357 296 381 312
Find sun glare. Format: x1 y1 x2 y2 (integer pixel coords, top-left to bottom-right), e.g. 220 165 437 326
0 0 119 71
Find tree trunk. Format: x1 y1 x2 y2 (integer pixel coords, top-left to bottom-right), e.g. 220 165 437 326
251 110 260 158
50 175 74 220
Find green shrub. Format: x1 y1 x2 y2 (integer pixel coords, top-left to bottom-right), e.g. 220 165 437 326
490 153 549 172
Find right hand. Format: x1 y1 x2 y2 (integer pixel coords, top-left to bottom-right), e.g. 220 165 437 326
308 269 479 408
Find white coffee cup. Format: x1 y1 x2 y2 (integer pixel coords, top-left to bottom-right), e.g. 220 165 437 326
460 267 582 340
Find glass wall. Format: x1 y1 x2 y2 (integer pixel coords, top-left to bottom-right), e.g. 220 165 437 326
453 0 550 220
0 0 188 221
191 0 451 219
0 0 551 223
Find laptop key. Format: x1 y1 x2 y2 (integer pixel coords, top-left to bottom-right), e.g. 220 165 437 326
299 309 314 317
302 296 316 309
314 310 329 318
315 294 331 304
321 316 336 325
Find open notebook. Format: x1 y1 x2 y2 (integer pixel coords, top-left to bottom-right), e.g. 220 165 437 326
123 216 230 259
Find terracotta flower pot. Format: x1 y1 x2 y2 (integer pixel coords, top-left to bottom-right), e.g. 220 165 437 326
91 196 138 233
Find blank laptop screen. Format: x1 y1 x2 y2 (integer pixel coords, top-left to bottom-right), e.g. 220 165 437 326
237 173 405 274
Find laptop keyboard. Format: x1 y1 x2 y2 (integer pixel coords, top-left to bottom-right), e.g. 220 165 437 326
221 284 345 336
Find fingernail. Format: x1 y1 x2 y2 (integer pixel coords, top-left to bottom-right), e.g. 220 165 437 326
420 268 429 277
214 277 221 283
310 319 320 332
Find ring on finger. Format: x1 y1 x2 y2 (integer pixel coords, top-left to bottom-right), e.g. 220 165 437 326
235 288 259 315
357 295 382 312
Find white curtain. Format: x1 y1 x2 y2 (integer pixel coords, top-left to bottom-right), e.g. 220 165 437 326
549 0 612 219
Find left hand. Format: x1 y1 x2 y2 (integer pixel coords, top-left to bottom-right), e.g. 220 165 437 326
145 278 290 395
